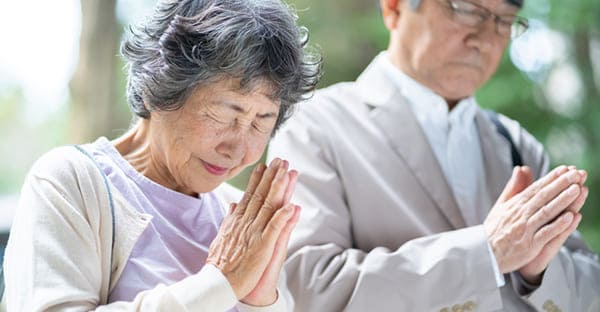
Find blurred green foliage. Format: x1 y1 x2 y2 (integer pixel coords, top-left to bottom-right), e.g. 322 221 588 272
0 0 598 253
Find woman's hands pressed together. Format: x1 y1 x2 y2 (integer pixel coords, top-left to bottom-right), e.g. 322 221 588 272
206 158 300 306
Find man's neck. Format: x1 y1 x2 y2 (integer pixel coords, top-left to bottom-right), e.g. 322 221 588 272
446 99 459 111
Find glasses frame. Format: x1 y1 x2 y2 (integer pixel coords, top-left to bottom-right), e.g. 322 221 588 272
440 0 529 39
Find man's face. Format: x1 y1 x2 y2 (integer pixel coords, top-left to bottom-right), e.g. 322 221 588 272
387 0 519 102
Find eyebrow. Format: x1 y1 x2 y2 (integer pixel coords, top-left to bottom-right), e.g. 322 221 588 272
218 101 278 119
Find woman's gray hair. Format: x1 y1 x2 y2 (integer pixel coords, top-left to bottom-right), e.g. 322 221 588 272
121 0 322 131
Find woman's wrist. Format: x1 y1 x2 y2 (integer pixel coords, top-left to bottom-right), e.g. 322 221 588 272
240 289 278 307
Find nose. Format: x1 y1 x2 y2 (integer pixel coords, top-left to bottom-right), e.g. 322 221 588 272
215 128 247 161
464 19 498 53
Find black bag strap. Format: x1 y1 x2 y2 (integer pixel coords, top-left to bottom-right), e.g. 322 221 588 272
485 110 523 167
73 145 116 280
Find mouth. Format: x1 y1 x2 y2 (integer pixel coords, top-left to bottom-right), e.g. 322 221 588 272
201 160 230 176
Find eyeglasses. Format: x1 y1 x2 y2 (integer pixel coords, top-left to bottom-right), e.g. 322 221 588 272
439 0 529 39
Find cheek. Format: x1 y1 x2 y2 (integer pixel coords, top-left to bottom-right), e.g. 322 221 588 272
486 46 505 73
236 136 269 170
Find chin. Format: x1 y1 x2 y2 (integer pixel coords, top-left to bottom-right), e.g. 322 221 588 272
194 182 222 195
440 80 480 99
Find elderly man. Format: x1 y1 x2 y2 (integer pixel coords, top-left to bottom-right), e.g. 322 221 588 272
268 0 600 311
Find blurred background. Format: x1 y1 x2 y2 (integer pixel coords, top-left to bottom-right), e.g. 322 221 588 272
0 0 598 261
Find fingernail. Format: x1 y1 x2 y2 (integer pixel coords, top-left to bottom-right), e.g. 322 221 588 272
271 158 281 167
567 184 580 196
557 165 568 174
512 166 519 175
563 212 573 223
255 164 265 174
567 171 580 183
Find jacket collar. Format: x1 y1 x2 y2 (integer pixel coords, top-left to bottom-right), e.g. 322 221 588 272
358 55 467 229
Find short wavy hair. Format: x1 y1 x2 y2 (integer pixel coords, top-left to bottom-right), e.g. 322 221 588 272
121 0 322 131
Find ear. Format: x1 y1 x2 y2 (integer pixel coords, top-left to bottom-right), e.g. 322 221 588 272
380 0 402 30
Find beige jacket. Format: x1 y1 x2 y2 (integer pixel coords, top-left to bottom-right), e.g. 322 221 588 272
268 57 600 311
3 145 290 311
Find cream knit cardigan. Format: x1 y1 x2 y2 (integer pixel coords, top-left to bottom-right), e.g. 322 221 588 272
3 146 290 311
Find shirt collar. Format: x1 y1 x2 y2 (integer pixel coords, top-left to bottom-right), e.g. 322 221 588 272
378 51 477 127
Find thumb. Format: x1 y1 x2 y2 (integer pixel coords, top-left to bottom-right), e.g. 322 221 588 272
498 166 532 203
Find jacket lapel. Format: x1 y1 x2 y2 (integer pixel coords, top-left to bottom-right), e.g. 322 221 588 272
356 57 466 229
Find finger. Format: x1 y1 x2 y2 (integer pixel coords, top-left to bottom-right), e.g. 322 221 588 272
497 166 522 203
529 184 580 230
243 158 282 220
253 163 292 230
228 203 238 215
521 212 580 279
267 205 301 271
521 166 534 187
237 164 266 216
498 166 532 203
518 166 570 203
534 212 581 268
579 170 588 185
262 203 296 250
532 211 574 248
524 169 581 217
567 186 588 213
283 170 298 205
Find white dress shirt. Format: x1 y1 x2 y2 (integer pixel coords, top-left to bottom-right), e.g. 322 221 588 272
381 52 504 287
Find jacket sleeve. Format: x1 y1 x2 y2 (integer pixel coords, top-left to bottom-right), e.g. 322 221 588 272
507 118 600 311
268 113 504 311
3 148 289 312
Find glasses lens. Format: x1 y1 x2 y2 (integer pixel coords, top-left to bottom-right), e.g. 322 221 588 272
510 19 528 39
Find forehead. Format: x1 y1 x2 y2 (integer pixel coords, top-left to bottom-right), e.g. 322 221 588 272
186 78 279 110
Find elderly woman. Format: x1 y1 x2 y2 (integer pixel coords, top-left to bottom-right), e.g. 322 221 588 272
3 0 320 310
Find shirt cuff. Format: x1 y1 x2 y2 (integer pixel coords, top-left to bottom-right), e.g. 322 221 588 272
169 264 238 311
511 270 541 296
237 290 287 312
486 241 506 288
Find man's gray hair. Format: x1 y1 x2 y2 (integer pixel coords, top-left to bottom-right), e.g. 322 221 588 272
121 0 322 131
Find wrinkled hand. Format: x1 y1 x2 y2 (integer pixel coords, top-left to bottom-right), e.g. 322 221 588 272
518 167 588 284
206 158 300 306
483 166 584 277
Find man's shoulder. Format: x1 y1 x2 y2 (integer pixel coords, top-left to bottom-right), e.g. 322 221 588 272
296 81 368 120
482 109 541 148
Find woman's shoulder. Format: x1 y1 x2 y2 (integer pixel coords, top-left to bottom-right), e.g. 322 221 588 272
26 145 105 191
30 145 93 172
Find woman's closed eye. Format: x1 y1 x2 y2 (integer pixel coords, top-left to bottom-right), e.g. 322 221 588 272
251 119 274 134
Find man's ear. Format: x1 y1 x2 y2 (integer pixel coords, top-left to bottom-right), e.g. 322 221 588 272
380 0 402 30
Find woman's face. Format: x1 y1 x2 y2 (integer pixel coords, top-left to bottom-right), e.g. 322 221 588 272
147 79 279 196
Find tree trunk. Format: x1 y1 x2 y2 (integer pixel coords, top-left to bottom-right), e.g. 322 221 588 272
69 0 119 143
